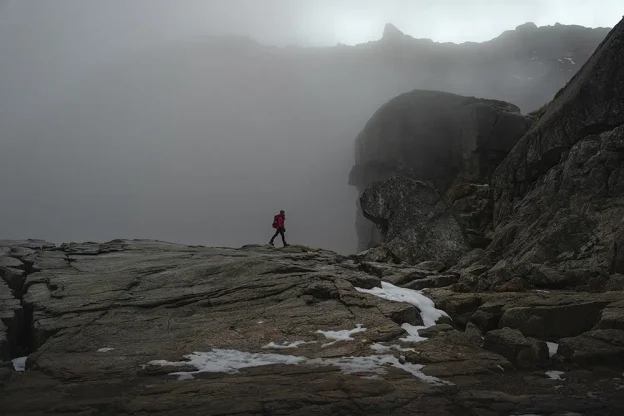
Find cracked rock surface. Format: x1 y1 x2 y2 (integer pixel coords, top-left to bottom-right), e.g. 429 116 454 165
1 240 624 415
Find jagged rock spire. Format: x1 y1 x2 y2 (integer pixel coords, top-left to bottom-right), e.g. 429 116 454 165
383 23 405 39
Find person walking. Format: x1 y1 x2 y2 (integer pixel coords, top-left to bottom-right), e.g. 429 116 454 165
269 210 288 247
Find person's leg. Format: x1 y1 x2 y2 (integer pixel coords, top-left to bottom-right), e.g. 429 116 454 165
279 228 287 246
270 229 280 245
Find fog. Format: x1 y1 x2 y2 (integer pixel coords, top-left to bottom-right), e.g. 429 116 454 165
1 1 622 253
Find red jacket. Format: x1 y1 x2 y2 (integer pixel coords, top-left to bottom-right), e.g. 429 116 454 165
275 214 285 228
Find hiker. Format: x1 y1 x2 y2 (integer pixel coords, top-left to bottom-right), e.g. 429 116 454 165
269 210 288 247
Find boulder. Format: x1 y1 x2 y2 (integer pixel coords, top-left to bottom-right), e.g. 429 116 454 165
417 324 456 339
596 301 624 330
498 302 609 340
558 329 624 366
490 17 624 280
483 327 549 369
351 90 532 251
360 177 469 266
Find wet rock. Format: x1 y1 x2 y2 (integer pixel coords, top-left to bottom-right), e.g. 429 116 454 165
483 327 549 369
360 177 468 266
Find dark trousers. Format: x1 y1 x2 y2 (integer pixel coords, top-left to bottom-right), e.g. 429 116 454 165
270 227 287 245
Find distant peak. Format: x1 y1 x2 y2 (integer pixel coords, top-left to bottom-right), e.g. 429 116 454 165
515 22 538 31
383 23 405 39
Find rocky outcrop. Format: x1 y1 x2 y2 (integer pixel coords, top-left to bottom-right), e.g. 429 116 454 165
480 18 624 290
483 327 549 369
351 90 532 250
2 239 624 415
360 177 469 266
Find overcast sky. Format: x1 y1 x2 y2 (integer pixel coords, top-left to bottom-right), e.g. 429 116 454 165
1 0 622 48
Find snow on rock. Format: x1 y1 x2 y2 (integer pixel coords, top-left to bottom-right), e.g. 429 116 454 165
370 343 415 353
316 324 367 347
564 57 576 64
546 342 559 357
150 349 306 379
356 282 450 343
399 323 428 343
12 356 27 372
262 341 314 349
97 347 115 353
546 370 566 380
149 349 451 385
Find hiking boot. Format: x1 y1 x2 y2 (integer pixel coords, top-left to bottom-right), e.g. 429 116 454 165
269 241 274 246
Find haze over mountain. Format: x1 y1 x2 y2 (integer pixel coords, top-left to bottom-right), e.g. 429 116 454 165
0 1 622 253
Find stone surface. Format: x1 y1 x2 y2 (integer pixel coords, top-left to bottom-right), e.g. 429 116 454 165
558 329 624 366
489 18 624 287
483 327 549 369
0 240 622 415
360 177 469 266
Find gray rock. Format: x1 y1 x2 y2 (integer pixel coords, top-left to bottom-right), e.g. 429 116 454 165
417 324 456 339
360 177 469 266
1 268 26 294
605 274 624 290
403 274 459 290
498 302 610 340
483 327 549 369
491 17 624 280
416 261 446 272
558 329 624 366
1 239 624 415
596 301 624 330
350 90 532 251
349 246 395 263
0 279 22 361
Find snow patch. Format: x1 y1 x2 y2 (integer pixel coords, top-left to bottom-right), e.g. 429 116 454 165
316 324 367 347
150 349 450 385
150 349 305 379
546 370 565 380
400 323 428 343
546 342 558 357
262 341 314 349
97 347 115 353
564 57 576 64
355 282 449 327
356 282 449 343
12 356 27 372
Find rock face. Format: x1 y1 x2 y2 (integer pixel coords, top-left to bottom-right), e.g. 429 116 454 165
484 17 624 290
483 327 549 369
351 90 532 251
360 177 469 266
2 239 624 415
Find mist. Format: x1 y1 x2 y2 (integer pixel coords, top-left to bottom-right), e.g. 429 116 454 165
1 1 622 254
